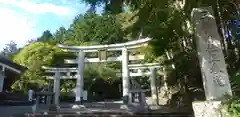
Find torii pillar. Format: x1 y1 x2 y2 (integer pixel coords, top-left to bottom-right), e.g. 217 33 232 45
150 68 158 105
76 50 85 103
53 72 60 105
122 47 130 104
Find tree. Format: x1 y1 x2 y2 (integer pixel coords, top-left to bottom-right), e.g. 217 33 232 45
67 12 126 44
80 0 240 106
37 30 54 43
15 0 236 103
12 42 62 91
1 41 18 59
53 27 67 44
11 40 122 98
27 38 39 44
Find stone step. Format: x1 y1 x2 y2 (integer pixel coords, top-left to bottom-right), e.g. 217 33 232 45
25 108 193 117
24 112 193 117
0 100 32 106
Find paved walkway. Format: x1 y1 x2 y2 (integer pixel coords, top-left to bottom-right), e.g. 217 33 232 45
0 106 32 117
0 101 123 117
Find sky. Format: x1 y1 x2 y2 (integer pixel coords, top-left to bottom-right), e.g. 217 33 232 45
0 0 102 50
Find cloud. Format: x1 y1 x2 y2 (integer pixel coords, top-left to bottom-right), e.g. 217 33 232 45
0 0 76 16
0 8 36 50
0 0 84 50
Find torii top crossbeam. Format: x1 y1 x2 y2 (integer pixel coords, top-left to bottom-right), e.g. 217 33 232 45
128 63 160 68
58 38 151 52
42 66 77 72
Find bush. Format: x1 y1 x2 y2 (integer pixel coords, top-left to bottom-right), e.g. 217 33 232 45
221 96 240 117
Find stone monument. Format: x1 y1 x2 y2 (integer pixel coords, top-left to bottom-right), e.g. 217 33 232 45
191 6 232 117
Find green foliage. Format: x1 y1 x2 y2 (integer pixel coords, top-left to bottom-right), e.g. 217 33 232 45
85 63 118 82
230 71 240 90
53 27 67 44
10 0 240 104
38 30 54 42
80 0 240 105
221 96 240 117
67 12 126 44
12 42 62 91
10 12 127 96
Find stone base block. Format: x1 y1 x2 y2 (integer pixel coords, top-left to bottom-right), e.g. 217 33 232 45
192 101 222 117
120 103 149 112
120 105 128 110
72 104 86 110
148 105 162 110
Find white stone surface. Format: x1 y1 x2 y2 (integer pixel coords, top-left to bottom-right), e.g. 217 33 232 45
76 50 85 102
122 47 130 97
192 101 222 117
58 38 151 52
150 68 158 105
72 105 86 110
71 89 88 100
45 71 156 79
65 55 145 63
53 72 60 105
191 6 232 100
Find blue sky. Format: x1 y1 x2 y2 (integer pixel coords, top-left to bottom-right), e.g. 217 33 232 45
0 0 102 50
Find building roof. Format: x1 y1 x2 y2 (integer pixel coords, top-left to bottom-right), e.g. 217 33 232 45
0 55 26 74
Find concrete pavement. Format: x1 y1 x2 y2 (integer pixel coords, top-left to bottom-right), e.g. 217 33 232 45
0 106 32 117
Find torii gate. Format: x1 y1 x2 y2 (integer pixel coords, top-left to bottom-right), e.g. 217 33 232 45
43 63 161 106
42 67 77 105
42 55 146 105
128 63 160 105
56 38 151 103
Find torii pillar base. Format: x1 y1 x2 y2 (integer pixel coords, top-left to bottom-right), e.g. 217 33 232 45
72 100 87 110
72 104 87 110
120 104 148 113
120 90 149 112
148 105 162 110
